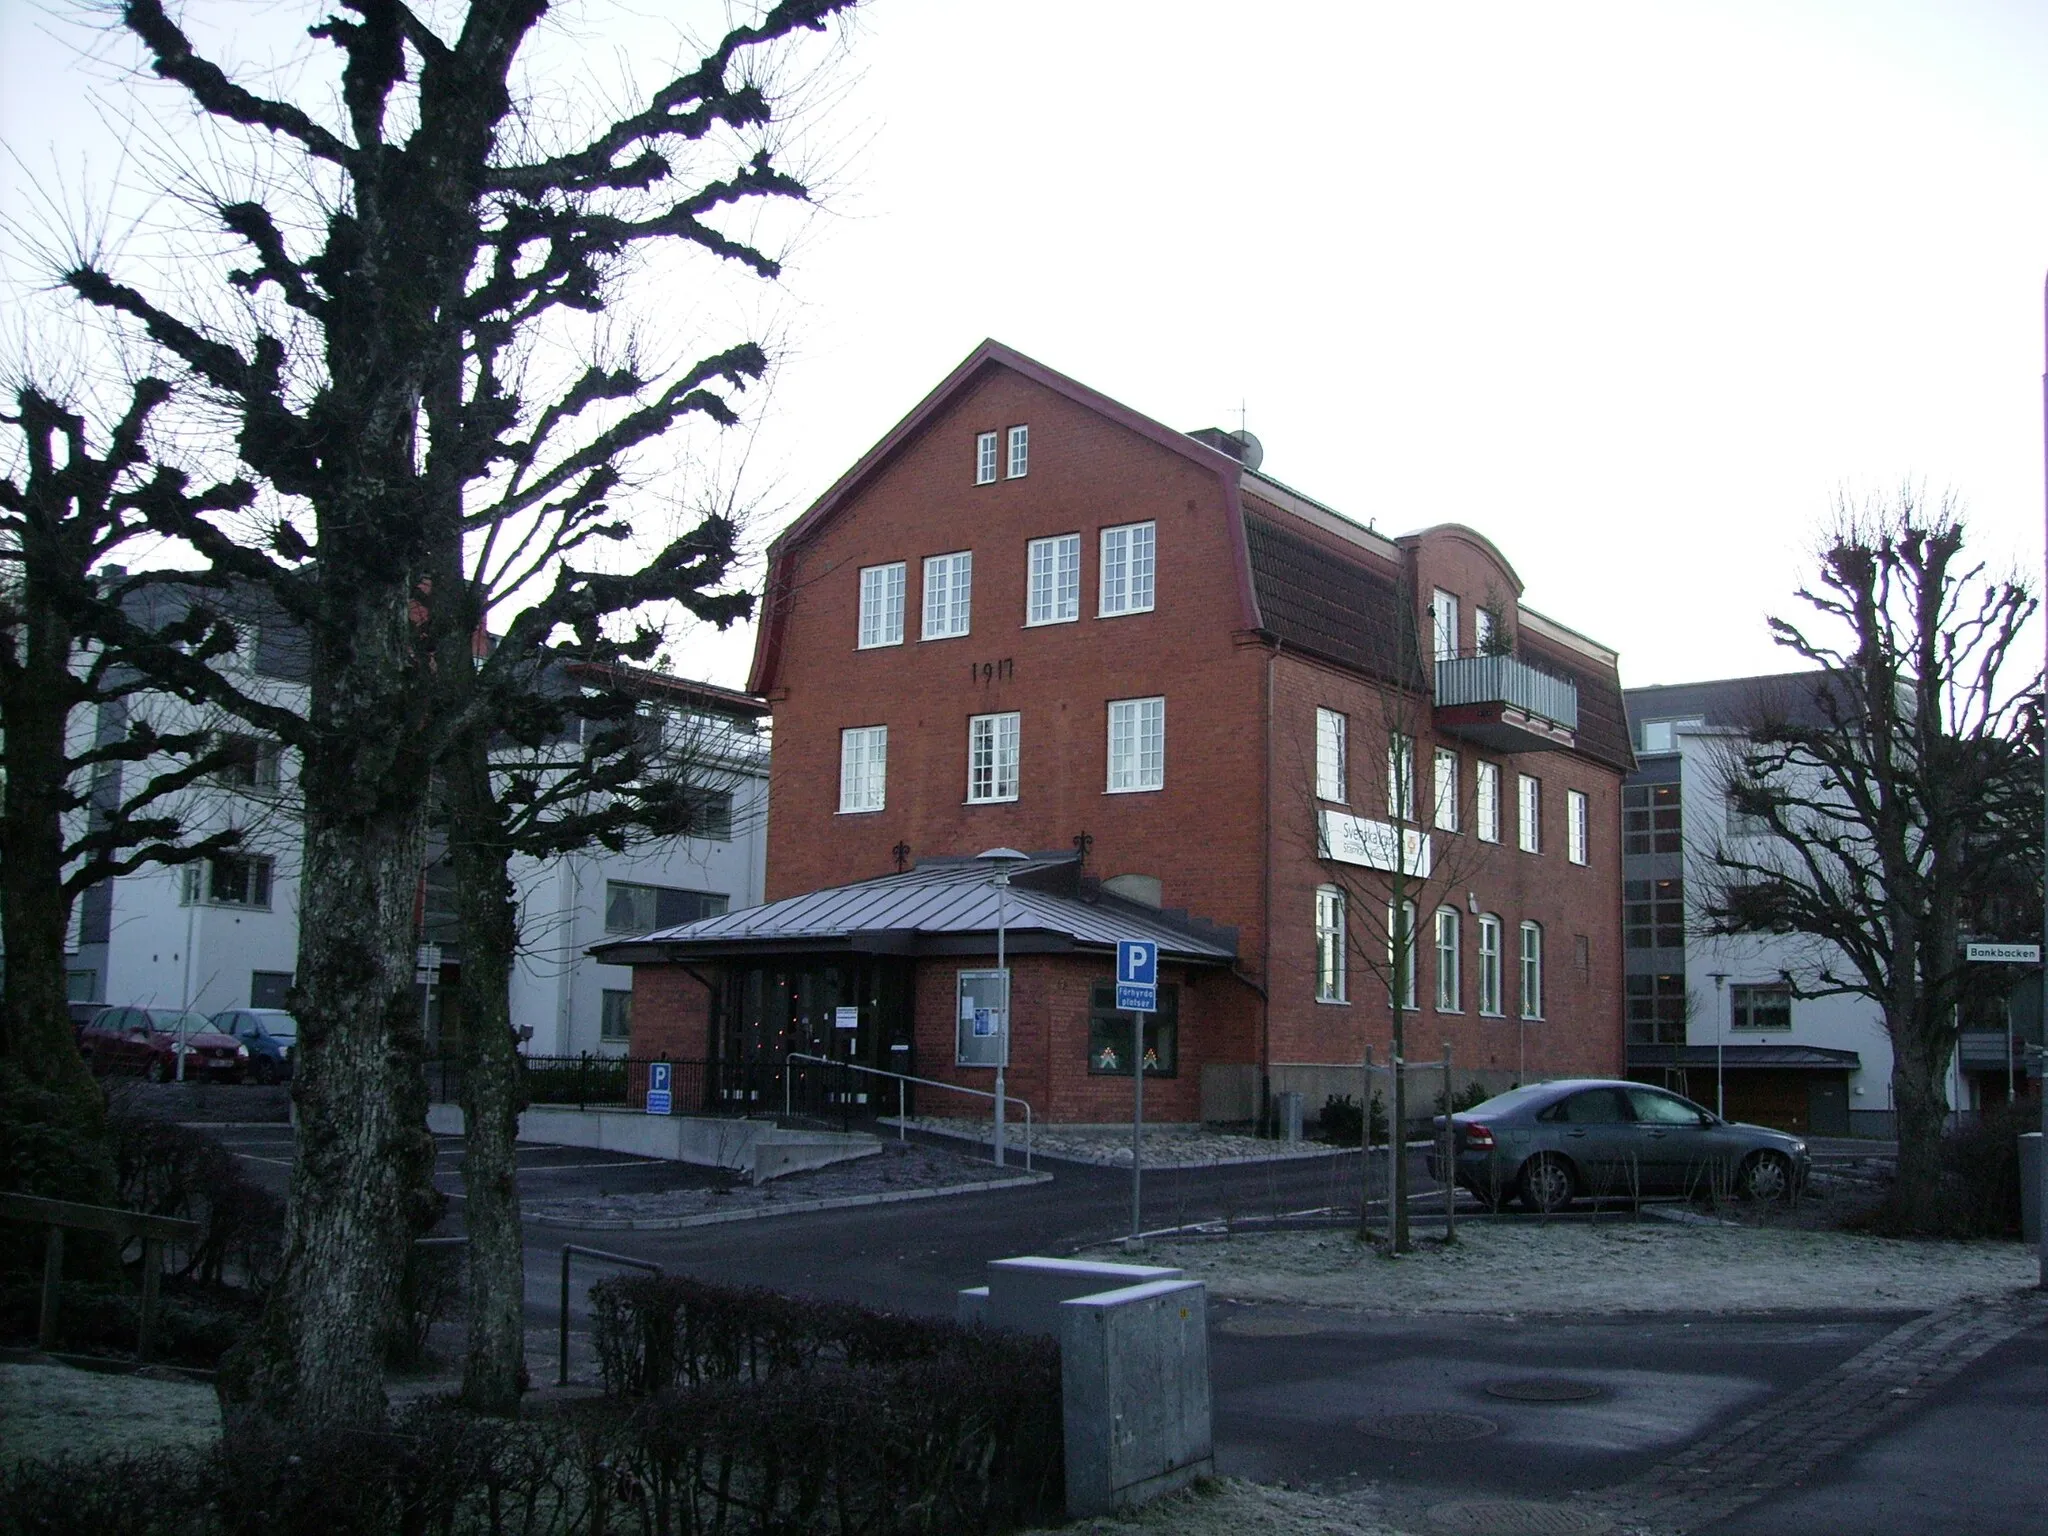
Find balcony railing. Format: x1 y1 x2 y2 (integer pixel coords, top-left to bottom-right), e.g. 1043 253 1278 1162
1434 654 1578 731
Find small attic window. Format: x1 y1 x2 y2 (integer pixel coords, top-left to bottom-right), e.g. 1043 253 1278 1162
1006 424 1029 479
975 431 998 485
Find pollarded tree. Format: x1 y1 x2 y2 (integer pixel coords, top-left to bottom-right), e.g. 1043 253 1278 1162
1698 496 2041 1233
0 379 251 1138
61 0 855 1430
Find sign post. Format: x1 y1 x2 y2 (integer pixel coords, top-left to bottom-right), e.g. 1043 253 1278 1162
1117 940 1159 1244
646 1060 672 1116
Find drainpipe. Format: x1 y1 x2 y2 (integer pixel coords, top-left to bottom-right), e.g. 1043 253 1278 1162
1262 645 1278 1131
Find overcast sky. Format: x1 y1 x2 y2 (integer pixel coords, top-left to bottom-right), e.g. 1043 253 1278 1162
6 1 2046 694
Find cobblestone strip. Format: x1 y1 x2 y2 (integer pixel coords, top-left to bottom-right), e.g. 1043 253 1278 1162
1592 1292 2048 1534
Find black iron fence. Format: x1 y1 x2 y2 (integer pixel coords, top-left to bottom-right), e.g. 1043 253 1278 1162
423 1053 895 1125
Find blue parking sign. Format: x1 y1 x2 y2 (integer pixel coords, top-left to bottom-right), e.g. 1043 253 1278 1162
1117 940 1157 986
646 1060 673 1116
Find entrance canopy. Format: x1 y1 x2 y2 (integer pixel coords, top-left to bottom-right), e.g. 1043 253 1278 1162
1626 1044 1861 1072
588 854 1239 967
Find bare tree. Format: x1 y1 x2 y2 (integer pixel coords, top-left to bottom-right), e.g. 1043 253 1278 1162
1294 593 1500 1253
0 379 249 1138
57 0 855 1430
1697 495 2041 1233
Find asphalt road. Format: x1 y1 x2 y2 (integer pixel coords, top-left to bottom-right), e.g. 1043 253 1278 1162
212 1125 2044 1535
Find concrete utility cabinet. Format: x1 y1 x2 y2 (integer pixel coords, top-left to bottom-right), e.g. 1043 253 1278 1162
1060 1278 1213 1517
978 1256 1183 1337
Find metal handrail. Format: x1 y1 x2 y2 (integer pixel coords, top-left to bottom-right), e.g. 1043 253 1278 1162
782 1051 1034 1171
559 1243 661 1387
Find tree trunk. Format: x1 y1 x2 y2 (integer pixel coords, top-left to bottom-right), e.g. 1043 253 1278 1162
448 730 529 1415
217 595 438 1432
1886 1003 1953 1232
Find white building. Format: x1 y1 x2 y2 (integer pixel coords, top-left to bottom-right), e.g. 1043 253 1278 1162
70 604 768 1060
1624 673 1927 1138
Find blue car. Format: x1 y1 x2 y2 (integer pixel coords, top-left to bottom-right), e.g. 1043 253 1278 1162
210 1008 300 1084
1429 1078 1811 1213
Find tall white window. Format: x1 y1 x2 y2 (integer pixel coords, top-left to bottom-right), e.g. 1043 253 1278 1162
1315 887 1346 1003
838 725 887 813
1026 534 1081 625
1316 708 1347 803
1476 761 1501 842
1435 907 1461 1012
1518 773 1541 853
1567 790 1589 865
1474 605 1495 654
975 431 999 485
1106 696 1165 793
1006 424 1029 478
1477 915 1503 1015
967 712 1020 803
1098 521 1156 616
1433 748 1459 831
857 562 905 648
1388 732 1415 821
1387 899 1419 1010
1520 921 1544 1018
922 551 972 640
1431 588 1459 661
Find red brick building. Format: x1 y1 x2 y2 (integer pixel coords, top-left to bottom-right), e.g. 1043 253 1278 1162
596 342 1632 1125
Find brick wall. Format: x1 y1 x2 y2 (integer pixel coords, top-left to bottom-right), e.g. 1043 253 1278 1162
629 964 714 1060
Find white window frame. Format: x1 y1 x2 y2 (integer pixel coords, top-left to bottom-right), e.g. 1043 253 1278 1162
857 562 905 649
838 725 887 813
1026 534 1081 626
976 431 999 485
1431 588 1459 662
1433 748 1458 832
1387 899 1419 1011
1006 424 1029 479
1517 773 1541 853
1388 733 1415 822
922 551 972 640
1098 521 1156 617
1476 761 1501 843
1567 789 1589 865
1106 696 1165 793
1316 707 1348 803
967 711 1020 804
1435 907 1461 1012
1474 605 1495 655
1315 886 1347 1003
1520 920 1544 1019
1477 914 1503 1016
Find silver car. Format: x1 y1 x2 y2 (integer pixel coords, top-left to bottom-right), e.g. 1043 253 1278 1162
1430 1078 1811 1213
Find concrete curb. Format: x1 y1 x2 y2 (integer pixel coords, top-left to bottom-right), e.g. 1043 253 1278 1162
525 1170 1055 1231
885 1118 1358 1170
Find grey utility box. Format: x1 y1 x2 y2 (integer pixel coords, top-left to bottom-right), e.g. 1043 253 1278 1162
1060 1277 1214 1517
1275 1090 1305 1142
978 1256 1183 1338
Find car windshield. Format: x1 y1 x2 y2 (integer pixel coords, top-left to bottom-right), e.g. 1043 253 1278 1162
1457 1084 1558 1119
252 1012 298 1042
145 1009 215 1035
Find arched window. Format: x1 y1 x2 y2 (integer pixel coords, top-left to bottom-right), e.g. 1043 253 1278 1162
1519 920 1544 1019
1477 915 1503 1016
1435 908 1461 1011
1387 900 1418 1010
1315 887 1346 1003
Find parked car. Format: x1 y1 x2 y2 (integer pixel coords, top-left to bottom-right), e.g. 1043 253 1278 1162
1429 1078 1810 1213
77 1005 249 1083
210 1008 299 1083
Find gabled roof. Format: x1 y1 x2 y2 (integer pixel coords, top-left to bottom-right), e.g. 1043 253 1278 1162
747 340 1261 694
589 856 1238 967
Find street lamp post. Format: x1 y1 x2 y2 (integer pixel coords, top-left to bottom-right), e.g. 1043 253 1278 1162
1707 971 1730 1118
978 848 1027 1168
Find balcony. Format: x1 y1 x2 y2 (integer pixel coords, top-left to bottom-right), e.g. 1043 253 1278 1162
1433 653 1578 754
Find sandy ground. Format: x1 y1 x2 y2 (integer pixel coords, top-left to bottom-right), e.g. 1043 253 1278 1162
1108 1218 2041 1315
1 1361 220 1465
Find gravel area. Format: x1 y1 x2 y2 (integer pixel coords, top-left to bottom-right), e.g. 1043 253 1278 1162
523 1140 1045 1230
897 1117 1347 1168
1108 1219 2041 1315
1 1361 219 1464
1029 1477 1400 1535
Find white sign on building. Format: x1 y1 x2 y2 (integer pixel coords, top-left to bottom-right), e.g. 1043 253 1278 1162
1318 810 1432 878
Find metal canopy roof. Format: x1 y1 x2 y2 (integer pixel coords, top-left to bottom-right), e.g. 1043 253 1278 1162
1626 1044 1862 1072
589 856 1239 967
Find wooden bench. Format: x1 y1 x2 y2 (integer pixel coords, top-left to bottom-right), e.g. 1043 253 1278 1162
1 1191 200 1360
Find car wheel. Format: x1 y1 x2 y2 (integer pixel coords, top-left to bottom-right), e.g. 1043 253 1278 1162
145 1057 170 1083
1738 1151 1794 1202
1518 1154 1576 1214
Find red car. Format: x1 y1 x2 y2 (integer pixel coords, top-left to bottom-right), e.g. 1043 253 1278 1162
78 1006 249 1083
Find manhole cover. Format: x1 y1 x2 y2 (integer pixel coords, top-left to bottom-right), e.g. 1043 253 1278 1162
1217 1316 1326 1337
1427 1499 1614 1535
1483 1377 1605 1403
1358 1411 1498 1443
